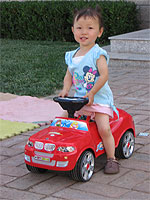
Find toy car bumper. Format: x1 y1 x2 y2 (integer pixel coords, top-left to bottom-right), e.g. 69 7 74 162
24 147 77 171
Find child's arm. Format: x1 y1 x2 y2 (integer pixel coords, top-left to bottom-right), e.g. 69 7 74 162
59 68 72 97
84 55 108 105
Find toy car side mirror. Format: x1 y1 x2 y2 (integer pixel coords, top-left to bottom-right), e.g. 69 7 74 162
53 96 89 118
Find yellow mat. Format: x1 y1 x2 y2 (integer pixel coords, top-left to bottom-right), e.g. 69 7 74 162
0 119 40 140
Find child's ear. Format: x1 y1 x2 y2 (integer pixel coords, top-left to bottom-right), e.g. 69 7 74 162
72 26 74 34
98 27 103 38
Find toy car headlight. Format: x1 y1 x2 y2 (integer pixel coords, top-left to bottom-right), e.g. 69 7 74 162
27 140 33 147
44 143 55 151
57 146 75 153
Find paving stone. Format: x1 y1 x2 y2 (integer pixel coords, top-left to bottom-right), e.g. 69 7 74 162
130 152 150 162
10 140 27 152
0 155 8 162
0 164 29 177
126 91 149 98
6 172 55 190
94 165 104 173
112 89 129 97
42 196 65 200
135 124 150 135
91 167 130 184
135 137 150 145
118 190 150 200
139 119 150 126
126 91 148 98
115 103 134 110
0 153 25 167
0 135 29 148
0 186 45 200
0 198 11 200
134 143 143 151
127 109 149 117
53 188 112 200
29 175 75 195
133 104 150 111
133 179 150 194
120 78 149 86
117 85 146 94
18 163 27 170
110 170 149 189
94 154 106 172
0 146 23 157
145 128 150 133
136 144 150 154
71 181 129 198
115 97 144 105
133 115 149 125
0 174 16 185
140 102 150 106
121 159 150 172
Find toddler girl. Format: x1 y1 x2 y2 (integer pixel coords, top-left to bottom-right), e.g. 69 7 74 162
59 6 119 174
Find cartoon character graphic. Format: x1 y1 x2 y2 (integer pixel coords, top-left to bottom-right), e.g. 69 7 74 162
96 142 104 152
72 66 99 93
73 72 84 92
70 121 79 129
55 120 62 127
83 66 99 92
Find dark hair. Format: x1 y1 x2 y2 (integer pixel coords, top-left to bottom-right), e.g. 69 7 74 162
73 6 104 29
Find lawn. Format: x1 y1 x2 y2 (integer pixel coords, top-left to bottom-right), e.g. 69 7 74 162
1 39 77 97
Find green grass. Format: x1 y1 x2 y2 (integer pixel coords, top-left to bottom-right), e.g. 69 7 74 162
1 39 77 97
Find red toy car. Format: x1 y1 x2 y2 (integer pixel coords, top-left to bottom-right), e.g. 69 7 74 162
24 97 135 182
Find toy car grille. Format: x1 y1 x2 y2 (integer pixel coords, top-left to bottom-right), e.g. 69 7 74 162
34 151 54 158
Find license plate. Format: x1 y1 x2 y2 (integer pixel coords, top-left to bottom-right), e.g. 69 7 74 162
34 155 50 162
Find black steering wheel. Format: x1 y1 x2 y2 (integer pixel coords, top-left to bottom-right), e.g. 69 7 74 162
53 96 89 118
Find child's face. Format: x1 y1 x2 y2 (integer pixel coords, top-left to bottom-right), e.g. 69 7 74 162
72 16 103 48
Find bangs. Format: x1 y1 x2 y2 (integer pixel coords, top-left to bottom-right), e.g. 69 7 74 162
76 9 97 21
73 7 104 28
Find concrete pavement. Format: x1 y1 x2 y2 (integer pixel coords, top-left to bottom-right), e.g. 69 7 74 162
0 65 150 200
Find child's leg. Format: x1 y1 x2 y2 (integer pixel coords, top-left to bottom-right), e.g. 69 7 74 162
95 112 119 174
95 113 115 159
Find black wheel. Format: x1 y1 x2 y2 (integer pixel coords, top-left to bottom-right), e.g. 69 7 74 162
26 164 48 173
69 150 95 182
115 130 135 159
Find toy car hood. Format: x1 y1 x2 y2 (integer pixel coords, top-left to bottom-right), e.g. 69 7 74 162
30 118 90 144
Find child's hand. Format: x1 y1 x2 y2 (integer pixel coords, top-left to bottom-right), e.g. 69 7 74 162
84 92 94 106
59 89 68 97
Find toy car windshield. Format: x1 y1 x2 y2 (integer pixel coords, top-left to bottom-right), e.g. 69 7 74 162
50 118 88 131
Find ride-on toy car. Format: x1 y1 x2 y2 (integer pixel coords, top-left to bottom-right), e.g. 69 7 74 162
24 97 135 182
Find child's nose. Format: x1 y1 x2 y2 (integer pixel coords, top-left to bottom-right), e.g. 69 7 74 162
82 28 87 34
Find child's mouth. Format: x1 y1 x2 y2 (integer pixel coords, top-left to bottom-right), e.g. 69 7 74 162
80 37 88 42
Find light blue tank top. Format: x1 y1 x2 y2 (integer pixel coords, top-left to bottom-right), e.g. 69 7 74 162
65 44 119 117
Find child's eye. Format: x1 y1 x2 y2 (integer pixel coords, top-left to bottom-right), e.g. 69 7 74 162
77 27 81 29
89 27 93 29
